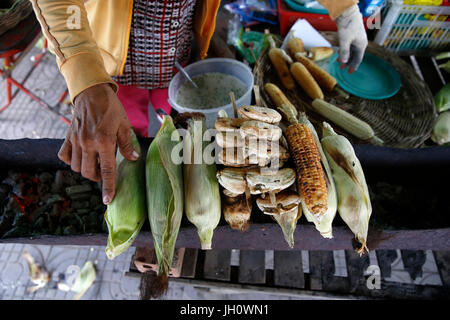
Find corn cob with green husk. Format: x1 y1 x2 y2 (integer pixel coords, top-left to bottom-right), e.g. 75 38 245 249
178 113 221 250
321 122 372 255
144 116 183 298
105 129 146 260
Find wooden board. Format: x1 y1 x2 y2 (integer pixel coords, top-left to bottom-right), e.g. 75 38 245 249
320 251 350 293
345 250 370 294
433 251 450 288
203 249 232 281
180 248 198 279
375 249 398 279
273 250 304 289
401 250 426 281
238 250 266 284
4 225 449 251
308 251 324 291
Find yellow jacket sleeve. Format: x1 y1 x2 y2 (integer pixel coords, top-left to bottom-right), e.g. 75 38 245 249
29 0 117 103
194 0 221 59
318 0 359 20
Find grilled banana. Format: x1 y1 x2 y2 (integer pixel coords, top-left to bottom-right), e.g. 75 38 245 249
216 131 246 148
239 120 282 141
215 117 248 133
246 167 296 195
256 190 301 215
238 105 282 124
216 167 248 195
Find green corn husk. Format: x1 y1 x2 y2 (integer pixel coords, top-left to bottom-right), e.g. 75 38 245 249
105 130 146 260
321 122 372 255
182 113 221 250
431 111 450 145
435 83 450 113
145 116 183 298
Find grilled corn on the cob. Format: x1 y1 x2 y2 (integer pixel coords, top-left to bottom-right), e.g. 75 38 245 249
299 120 337 238
321 122 372 255
105 129 146 260
285 114 328 216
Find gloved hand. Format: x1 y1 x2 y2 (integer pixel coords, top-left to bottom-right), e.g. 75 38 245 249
336 4 368 74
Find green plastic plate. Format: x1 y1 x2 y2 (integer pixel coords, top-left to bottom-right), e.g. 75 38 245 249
329 52 402 100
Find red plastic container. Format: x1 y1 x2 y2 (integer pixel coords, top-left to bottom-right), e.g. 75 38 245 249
277 0 337 35
277 0 370 36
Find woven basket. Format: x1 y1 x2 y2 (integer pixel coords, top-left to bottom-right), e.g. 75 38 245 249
254 32 437 148
0 0 33 37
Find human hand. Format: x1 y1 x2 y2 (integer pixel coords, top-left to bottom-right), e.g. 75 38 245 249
58 83 139 205
336 4 368 74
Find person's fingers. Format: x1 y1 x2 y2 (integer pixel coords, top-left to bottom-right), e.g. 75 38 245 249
347 42 367 72
58 131 72 165
338 37 352 65
81 150 101 182
70 137 82 173
99 148 116 205
117 124 139 161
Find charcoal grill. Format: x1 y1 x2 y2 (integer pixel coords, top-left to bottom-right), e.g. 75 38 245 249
0 138 449 251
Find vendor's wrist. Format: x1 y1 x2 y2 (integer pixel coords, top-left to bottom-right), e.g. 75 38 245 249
74 83 115 107
337 4 361 22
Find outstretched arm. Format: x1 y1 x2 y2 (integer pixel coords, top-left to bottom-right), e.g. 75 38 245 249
30 0 137 205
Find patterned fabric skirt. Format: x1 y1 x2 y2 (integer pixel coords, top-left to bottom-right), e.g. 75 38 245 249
113 0 196 89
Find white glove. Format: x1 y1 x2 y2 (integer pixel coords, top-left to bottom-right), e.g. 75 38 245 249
336 4 368 73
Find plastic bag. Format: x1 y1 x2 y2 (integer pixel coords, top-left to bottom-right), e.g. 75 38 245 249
227 14 271 64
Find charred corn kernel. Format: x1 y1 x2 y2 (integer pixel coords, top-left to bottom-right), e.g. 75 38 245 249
145 116 184 297
183 114 221 250
285 115 328 216
309 47 334 61
295 54 337 92
321 122 372 255
223 192 252 231
264 83 298 121
431 111 450 145
105 129 146 260
286 34 305 58
311 99 383 145
290 62 324 100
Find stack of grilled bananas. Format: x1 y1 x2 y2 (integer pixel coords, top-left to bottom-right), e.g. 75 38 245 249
215 105 301 233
